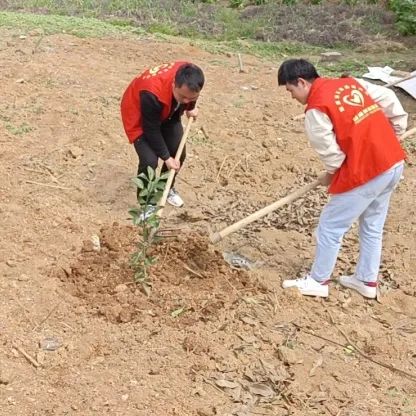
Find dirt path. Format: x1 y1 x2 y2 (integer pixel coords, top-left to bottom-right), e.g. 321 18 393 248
1 28 416 416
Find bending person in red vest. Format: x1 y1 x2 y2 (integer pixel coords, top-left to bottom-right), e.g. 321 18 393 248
121 61 204 212
277 59 407 299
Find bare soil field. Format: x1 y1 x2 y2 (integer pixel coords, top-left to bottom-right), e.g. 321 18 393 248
1 27 416 416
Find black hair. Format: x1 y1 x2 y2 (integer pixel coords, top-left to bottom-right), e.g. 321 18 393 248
175 63 204 92
277 59 319 86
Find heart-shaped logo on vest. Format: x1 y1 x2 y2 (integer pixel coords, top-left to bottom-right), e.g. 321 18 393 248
342 89 364 107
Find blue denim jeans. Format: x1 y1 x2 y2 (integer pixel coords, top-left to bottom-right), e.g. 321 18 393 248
310 162 404 283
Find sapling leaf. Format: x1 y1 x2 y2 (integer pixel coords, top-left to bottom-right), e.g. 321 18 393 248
132 177 145 189
160 172 169 181
146 166 155 181
155 182 166 190
149 196 160 205
138 172 148 180
128 208 140 217
129 167 168 295
139 188 149 197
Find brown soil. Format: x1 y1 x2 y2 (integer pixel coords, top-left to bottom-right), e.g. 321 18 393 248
1 27 416 416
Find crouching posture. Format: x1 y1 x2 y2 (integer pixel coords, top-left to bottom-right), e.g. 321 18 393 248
278 59 407 299
121 61 204 211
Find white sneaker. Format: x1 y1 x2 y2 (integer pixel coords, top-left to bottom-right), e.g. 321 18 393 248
167 188 184 207
282 275 329 297
339 275 377 299
139 205 157 222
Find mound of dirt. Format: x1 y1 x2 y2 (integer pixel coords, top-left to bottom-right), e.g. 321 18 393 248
59 223 259 324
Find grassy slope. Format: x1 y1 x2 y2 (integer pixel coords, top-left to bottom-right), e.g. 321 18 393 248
0 4 414 77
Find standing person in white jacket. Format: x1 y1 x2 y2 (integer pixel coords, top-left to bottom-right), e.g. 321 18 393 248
277 59 407 299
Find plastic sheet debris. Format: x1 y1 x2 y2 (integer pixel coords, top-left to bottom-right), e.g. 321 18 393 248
222 252 256 270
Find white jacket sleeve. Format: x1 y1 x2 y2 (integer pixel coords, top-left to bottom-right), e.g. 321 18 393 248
304 109 346 173
355 78 408 136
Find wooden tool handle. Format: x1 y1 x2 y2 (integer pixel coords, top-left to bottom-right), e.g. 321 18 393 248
401 127 416 141
210 179 320 244
157 117 194 217
209 127 416 244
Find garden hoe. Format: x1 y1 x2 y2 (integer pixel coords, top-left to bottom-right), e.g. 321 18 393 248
209 178 320 244
153 117 194 238
209 126 416 244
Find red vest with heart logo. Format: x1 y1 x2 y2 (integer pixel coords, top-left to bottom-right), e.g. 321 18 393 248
306 77 405 194
121 61 188 143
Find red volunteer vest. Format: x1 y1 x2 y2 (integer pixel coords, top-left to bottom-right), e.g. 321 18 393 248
306 77 405 194
120 61 188 143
